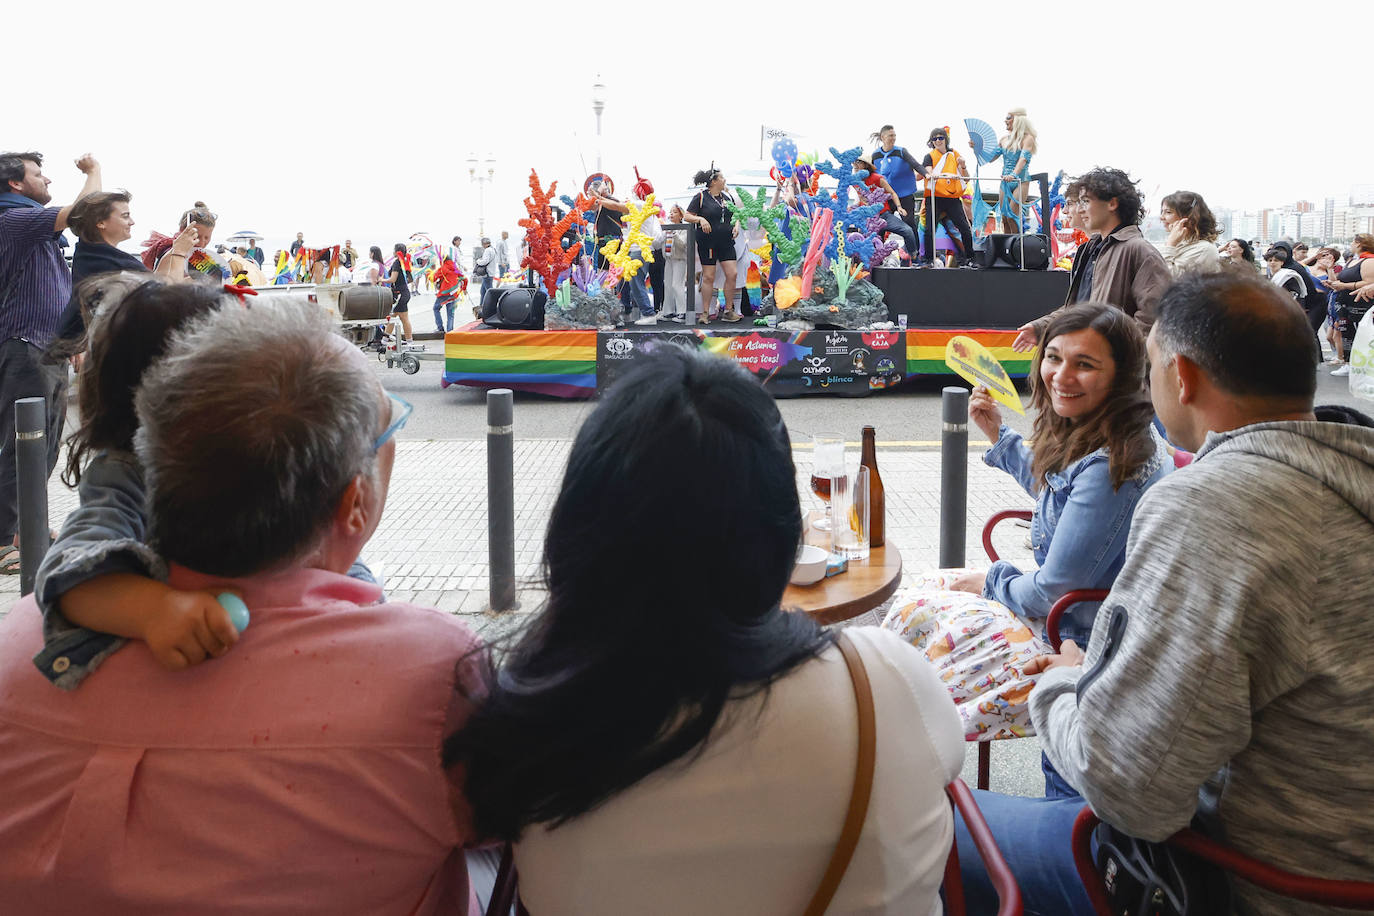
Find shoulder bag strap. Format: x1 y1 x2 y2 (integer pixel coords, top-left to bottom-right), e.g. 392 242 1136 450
801 632 877 916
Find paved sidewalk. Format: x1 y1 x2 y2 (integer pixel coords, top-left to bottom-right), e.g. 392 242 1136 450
0 441 1034 619
0 440 1047 795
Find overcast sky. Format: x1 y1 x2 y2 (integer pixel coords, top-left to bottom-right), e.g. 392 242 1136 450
14 0 1368 255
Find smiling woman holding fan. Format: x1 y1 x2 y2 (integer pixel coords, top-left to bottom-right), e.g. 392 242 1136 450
882 303 1169 779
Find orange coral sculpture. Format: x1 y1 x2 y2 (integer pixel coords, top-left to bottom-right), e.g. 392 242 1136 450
517 170 593 298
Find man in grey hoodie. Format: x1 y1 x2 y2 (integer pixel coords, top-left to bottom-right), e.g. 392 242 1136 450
956 270 1374 916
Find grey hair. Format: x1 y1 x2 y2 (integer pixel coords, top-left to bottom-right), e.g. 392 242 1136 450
134 297 383 577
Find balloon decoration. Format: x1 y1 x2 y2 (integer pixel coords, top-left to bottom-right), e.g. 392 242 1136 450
583 172 614 195
770 136 798 177
811 146 882 262
799 208 833 301
771 276 803 310
828 234 864 302
598 193 658 279
407 233 467 290
519 169 593 298
632 166 654 200
728 187 811 271
569 257 612 296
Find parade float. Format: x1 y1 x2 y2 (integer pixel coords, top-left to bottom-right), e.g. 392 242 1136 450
440 136 1067 398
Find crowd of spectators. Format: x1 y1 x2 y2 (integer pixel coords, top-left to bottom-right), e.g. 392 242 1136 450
0 145 1371 914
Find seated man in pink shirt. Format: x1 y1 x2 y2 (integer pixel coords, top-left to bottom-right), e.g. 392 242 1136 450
0 302 485 915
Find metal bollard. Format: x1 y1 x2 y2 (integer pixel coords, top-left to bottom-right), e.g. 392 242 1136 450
685 223 697 325
15 397 50 597
939 387 968 569
486 388 517 612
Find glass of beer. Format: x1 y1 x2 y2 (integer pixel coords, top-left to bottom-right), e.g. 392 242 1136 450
829 465 870 560
811 433 845 530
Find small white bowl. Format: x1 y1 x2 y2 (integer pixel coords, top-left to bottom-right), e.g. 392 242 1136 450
790 545 829 586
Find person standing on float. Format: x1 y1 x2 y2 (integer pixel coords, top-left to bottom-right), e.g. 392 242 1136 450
919 128 975 267
870 125 923 258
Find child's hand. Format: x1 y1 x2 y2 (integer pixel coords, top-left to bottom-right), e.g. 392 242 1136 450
142 590 241 671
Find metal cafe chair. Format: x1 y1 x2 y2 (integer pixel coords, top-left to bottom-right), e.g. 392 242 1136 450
1071 806 1374 914
975 510 1107 791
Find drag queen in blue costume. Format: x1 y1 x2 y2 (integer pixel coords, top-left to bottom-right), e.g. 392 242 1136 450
986 108 1037 234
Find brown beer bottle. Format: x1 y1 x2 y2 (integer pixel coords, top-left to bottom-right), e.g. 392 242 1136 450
860 425 885 547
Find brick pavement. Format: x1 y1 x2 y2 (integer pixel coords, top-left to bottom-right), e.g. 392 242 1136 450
0 440 1047 795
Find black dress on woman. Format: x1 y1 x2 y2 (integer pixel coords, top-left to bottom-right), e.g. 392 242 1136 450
687 189 736 267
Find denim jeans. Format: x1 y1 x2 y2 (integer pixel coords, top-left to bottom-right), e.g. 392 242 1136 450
480 276 493 303
619 249 652 317
1042 751 1081 799
953 789 1097 916
881 210 919 261
433 299 456 333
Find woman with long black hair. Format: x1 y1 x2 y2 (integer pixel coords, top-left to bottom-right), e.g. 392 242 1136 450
1222 237 1259 271
445 348 962 915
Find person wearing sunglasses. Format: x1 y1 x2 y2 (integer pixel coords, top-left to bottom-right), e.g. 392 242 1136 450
3 292 485 913
919 128 975 267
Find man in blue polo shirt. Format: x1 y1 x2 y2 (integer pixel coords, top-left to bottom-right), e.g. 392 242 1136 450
871 125 924 259
0 150 101 573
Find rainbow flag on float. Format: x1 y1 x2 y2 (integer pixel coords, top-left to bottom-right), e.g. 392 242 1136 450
905 329 1033 378
443 329 597 398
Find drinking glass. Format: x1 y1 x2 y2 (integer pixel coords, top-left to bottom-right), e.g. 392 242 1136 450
810 433 845 530
829 465 870 560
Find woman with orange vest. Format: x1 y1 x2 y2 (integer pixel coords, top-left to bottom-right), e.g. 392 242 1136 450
919 127 976 267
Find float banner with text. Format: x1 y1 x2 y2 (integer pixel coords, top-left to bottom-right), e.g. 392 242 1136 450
595 329 906 398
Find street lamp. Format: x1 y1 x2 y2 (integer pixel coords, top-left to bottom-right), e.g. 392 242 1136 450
591 75 606 173
467 154 496 237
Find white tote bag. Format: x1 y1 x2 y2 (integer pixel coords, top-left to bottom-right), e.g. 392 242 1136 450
1350 305 1374 401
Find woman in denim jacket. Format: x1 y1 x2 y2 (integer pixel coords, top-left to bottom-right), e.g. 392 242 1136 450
883 303 1168 756
965 302 1169 643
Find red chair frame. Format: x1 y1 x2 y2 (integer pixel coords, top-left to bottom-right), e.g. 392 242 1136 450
946 778 1024 916
975 511 1107 791
1071 806 1374 913
485 780 1024 916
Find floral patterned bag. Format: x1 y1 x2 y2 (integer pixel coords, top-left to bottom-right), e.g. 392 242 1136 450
881 569 1048 741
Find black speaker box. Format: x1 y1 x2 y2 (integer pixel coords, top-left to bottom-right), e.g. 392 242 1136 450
481 286 547 330
977 233 1050 270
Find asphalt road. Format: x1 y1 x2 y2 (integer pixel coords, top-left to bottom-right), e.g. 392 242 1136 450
372 344 1369 447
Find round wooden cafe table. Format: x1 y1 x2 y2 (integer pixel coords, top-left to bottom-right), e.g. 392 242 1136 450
782 511 903 625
